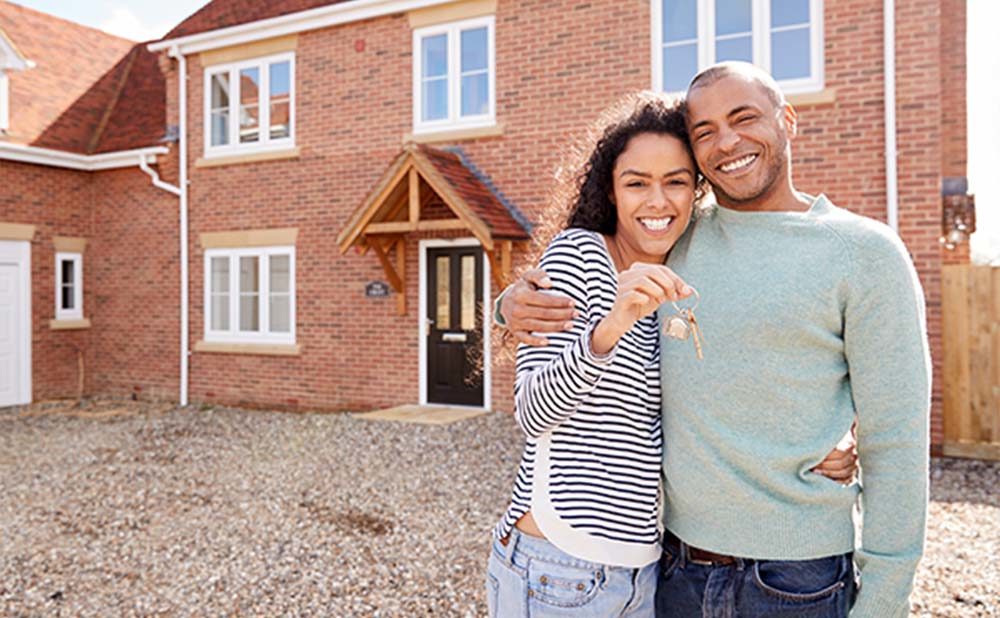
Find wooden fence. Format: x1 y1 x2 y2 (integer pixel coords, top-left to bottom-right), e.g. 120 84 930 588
942 265 1000 460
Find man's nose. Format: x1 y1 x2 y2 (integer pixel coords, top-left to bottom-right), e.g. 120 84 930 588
717 125 741 152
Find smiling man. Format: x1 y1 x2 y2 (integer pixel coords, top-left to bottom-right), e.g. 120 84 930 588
497 62 931 618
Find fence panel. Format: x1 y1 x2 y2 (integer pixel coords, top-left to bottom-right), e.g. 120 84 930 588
941 265 1000 460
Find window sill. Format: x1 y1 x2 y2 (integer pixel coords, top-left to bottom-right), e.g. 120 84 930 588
194 340 302 356
404 123 503 144
195 147 300 168
50 318 91 330
786 88 836 107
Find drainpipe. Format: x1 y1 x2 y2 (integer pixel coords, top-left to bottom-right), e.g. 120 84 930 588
139 155 181 196
171 45 191 407
884 0 899 232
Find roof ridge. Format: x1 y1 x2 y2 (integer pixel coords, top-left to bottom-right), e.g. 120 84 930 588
86 44 140 154
3 1 137 44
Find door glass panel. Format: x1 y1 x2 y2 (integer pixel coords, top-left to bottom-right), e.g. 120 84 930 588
239 256 259 331
460 255 476 331
239 67 260 143
435 255 450 329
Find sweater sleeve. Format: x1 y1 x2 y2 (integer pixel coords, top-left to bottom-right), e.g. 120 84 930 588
514 232 617 438
844 232 931 618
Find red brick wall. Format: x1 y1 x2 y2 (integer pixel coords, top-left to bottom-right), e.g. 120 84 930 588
145 0 954 445
939 0 969 267
0 160 93 401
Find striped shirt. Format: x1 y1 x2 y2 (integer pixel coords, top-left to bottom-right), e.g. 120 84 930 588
494 228 663 568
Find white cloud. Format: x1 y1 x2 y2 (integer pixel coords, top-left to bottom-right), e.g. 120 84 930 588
97 6 171 42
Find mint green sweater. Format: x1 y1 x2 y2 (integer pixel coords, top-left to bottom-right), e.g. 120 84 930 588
660 194 930 617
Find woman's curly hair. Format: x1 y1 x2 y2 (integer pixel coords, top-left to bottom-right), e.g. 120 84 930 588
564 92 705 235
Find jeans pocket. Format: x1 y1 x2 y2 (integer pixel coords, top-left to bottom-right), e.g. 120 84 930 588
751 554 848 603
526 559 604 608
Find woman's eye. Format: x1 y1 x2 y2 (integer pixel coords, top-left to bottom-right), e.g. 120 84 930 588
626 181 644 188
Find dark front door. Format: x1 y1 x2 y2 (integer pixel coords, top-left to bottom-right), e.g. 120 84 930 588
426 246 484 406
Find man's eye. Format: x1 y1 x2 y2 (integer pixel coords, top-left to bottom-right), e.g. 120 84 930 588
737 115 756 124
695 131 712 141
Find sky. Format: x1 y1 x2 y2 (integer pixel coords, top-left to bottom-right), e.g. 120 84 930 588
10 0 1000 260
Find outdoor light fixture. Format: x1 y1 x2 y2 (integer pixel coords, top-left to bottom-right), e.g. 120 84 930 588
939 181 976 251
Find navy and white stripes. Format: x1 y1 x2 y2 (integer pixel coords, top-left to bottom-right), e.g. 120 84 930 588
494 228 663 568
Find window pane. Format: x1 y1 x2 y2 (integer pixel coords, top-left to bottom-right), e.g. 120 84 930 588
461 73 489 116
460 255 476 331
61 284 74 310
663 0 697 42
210 73 230 146
269 61 291 140
716 0 752 36
210 257 229 293
60 259 74 286
269 255 290 293
239 67 260 143
421 34 448 78
771 27 811 80
771 0 809 28
435 256 450 329
211 295 229 330
240 257 259 294
460 28 488 72
239 256 259 332
663 43 698 92
270 295 290 333
716 35 753 63
422 78 448 122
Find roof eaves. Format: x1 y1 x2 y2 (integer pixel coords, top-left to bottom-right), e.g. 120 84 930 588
148 0 454 55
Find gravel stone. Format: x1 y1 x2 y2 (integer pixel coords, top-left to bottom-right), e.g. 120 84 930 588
0 400 996 617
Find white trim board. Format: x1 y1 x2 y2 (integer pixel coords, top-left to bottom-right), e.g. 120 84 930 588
0 143 168 171
0 240 31 406
149 0 458 56
418 237 491 411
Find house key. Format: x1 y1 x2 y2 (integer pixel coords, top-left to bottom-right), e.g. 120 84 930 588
663 289 704 360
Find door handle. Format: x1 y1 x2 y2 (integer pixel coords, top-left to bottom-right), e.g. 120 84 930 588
442 332 467 343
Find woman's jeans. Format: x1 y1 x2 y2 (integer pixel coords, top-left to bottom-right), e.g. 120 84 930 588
485 527 658 617
654 536 858 617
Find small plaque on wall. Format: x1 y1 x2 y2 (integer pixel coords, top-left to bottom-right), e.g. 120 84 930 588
365 281 391 298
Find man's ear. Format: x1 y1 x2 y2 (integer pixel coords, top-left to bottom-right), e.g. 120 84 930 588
782 102 798 139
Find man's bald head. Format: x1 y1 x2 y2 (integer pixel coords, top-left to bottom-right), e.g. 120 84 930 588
686 61 786 109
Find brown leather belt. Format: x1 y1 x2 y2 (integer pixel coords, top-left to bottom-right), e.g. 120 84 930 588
664 530 740 566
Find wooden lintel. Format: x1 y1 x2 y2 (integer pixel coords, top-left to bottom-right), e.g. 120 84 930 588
409 168 420 226
500 240 512 281
367 219 469 234
369 236 403 292
395 237 407 316
416 219 467 231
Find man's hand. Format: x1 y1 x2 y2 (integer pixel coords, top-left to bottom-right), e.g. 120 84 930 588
811 419 859 484
500 269 576 346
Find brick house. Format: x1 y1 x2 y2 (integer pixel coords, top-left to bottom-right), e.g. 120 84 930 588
0 0 969 448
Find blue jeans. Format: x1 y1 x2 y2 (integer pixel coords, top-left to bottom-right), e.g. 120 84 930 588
485 528 658 617
655 536 857 617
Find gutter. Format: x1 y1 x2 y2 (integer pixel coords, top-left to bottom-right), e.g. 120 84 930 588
0 142 168 171
170 46 191 408
884 0 899 232
148 0 454 55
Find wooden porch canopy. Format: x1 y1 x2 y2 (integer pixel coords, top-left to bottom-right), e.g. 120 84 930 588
337 143 531 314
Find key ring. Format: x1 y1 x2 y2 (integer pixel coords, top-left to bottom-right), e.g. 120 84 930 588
670 288 700 315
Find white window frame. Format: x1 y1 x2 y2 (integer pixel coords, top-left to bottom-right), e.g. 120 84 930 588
54 251 83 321
0 72 9 132
651 0 824 95
412 15 496 135
202 52 295 158
203 246 296 345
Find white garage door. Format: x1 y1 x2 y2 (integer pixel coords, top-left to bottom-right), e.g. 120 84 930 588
0 241 30 407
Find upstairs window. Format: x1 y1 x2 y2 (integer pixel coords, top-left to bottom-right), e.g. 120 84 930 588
412 16 495 134
204 53 294 156
55 252 82 321
652 0 823 95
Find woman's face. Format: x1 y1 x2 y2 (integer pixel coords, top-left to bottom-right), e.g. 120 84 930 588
611 132 697 263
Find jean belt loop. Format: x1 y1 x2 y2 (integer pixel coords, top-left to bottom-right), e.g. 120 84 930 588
735 556 746 572
504 528 520 566
678 539 689 569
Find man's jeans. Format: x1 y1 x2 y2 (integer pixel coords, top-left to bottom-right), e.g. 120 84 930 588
654 537 857 618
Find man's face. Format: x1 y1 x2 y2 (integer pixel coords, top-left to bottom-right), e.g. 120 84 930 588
685 75 795 207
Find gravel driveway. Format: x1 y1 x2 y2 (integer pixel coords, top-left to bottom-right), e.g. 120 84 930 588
1 400 996 617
